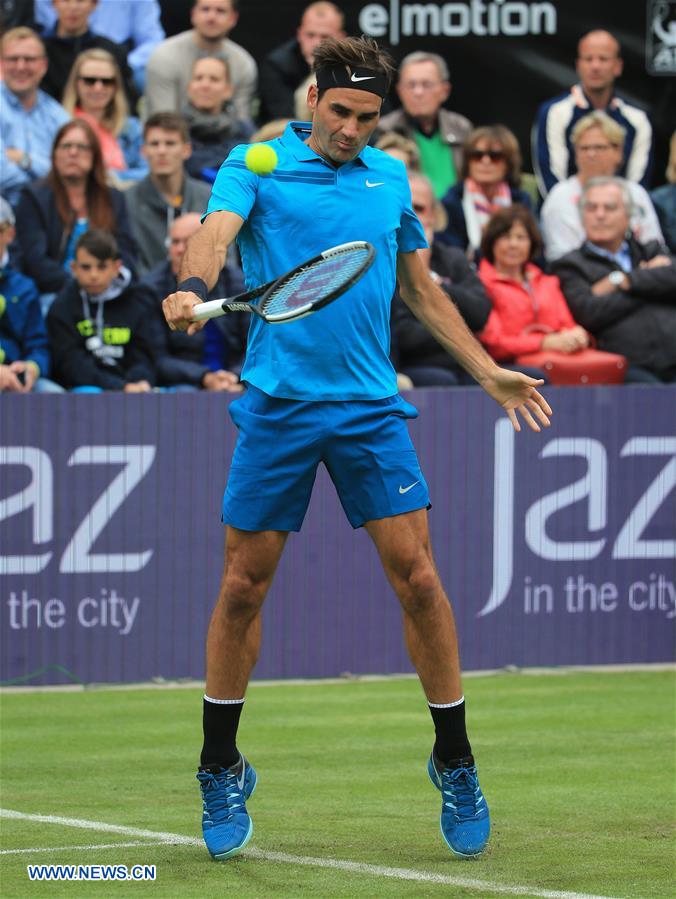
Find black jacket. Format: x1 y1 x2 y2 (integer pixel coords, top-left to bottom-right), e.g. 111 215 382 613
42 28 137 107
47 271 157 389
552 237 676 377
141 260 247 387
392 242 491 372
258 38 309 123
13 179 137 293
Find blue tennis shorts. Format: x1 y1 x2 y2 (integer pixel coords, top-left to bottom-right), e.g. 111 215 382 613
222 385 430 531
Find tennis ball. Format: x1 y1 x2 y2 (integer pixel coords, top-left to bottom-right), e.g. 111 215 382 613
245 143 278 175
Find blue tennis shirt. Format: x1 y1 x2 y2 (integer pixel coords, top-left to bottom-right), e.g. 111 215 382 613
205 121 427 401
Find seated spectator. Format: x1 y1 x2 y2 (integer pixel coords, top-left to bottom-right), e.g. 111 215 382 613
13 119 137 306
392 173 491 387
375 132 421 171
377 51 472 200
438 125 532 261
183 56 254 181
144 0 257 123
0 196 63 393
125 112 212 276
552 177 676 383
142 212 246 391
35 0 165 94
0 27 69 207
41 0 137 107
541 112 664 262
478 205 589 368
61 48 147 186
533 30 653 196
650 131 676 254
258 1 344 123
47 229 156 391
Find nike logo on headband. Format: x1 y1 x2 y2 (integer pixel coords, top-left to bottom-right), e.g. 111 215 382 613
351 72 376 82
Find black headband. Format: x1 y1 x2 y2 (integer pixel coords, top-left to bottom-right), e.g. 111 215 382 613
315 64 388 98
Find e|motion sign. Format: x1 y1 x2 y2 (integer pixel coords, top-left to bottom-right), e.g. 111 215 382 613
357 0 557 44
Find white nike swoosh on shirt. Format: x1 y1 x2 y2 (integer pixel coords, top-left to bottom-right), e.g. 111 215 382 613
399 481 420 494
351 73 376 82
365 180 384 188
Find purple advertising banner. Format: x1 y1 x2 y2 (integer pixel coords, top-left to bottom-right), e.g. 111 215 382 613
1 387 674 686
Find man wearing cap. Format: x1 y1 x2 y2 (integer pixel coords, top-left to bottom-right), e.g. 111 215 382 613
162 35 552 863
0 197 63 393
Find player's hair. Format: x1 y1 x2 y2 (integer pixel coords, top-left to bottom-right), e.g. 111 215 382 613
0 26 46 55
571 111 626 151
143 112 190 142
461 124 523 187
312 36 396 97
398 50 449 82
480 205 542 265
62 48 128 136
578 176 634 217
75 228 120 261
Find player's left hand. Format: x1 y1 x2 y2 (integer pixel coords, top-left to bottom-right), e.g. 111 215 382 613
480 369 552 433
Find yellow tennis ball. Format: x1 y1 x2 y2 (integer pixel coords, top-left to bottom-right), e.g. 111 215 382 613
245 143 278 175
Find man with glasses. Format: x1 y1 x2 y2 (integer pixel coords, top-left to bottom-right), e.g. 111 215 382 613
0 27 68 207
377 51 472 200
541 112 664 261
532 30 653 196
552 177 675 383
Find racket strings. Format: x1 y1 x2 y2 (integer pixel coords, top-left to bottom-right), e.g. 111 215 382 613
263 248 372 315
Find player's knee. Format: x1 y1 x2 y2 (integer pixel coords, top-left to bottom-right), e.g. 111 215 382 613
393 558 441 615
220 570 269 620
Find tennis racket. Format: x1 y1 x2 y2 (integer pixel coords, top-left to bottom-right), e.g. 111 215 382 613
191 241 375 324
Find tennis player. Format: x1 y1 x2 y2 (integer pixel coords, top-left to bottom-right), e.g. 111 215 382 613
163 35 552 862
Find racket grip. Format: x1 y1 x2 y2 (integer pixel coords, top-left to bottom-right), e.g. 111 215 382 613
191 299 226 321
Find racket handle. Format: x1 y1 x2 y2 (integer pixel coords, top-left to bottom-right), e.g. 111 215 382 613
191 299 226 321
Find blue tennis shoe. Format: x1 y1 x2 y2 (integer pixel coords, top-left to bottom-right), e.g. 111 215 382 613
197 754 257 860
427 751 490 857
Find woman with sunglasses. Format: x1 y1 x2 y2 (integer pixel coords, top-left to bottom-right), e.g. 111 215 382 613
61 48 147 185
13 119 137 307
438 125 533 262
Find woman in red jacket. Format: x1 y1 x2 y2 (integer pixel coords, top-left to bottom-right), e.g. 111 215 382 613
478 205 589 361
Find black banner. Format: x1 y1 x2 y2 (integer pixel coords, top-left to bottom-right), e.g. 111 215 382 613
161 1 675 185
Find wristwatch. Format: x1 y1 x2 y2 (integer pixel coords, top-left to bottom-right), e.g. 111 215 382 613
608 270 626 288
18 152 31 171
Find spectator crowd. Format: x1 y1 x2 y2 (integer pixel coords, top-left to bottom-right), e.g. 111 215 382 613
1 1 675 394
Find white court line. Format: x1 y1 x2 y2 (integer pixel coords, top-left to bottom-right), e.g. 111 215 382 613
1 842 160 855
1 809 621 899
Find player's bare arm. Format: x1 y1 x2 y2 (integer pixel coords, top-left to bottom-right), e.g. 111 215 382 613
396 250 552 433
162 210 244 335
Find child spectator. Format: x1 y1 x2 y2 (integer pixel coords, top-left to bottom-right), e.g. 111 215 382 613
47 229 156 392
0 196 63 393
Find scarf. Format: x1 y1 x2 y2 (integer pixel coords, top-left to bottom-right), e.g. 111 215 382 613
181 101 242 143
462 177 513 252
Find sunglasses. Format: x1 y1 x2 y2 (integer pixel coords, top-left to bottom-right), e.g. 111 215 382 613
412 202 431 213
468 149 506 163
78 75 116 87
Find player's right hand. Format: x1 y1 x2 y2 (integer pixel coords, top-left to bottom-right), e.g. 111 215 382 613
162 290 207 336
